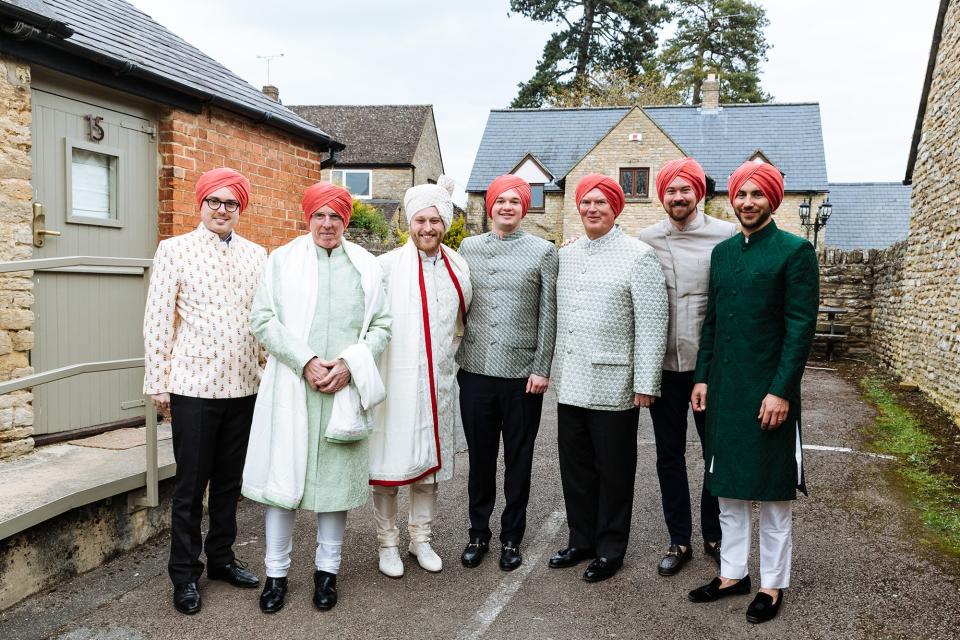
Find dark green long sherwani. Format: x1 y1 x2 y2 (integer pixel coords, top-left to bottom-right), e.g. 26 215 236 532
694 220 818 502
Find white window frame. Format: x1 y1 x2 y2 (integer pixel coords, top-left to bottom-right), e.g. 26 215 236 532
64 138 124 228
330 169 373 200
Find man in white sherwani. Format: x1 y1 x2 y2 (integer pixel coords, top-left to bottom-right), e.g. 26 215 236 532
369 176 472 577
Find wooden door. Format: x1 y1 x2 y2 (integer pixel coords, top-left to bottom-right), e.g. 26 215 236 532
30 81 157 436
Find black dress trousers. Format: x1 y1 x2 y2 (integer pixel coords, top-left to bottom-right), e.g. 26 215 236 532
458 370 544 545
557 403 639 560
648 370 721 546
168 393 256 585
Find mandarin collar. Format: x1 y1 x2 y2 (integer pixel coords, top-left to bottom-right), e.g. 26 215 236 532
741 219 778 246
196 222 233 245
584 224 621 249
486 228 526 242
664 210 704 235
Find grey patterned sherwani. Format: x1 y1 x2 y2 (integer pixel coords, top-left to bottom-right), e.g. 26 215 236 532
554 225 669 411
456 230 558 379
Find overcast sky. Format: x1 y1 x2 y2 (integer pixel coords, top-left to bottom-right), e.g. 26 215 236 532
130 0 940 204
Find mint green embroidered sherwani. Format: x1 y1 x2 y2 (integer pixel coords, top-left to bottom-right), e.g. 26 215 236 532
250 245 391 512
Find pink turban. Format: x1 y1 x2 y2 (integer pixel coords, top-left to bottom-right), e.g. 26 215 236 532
575 173 625 216
301 182 353 226
655 158 706 204
728 162 784 212
485 175 532 217
195 168 251 212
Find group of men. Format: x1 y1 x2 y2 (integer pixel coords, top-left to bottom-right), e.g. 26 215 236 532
144 154 817 625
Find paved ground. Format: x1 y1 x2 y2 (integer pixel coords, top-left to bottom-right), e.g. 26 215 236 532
2 368 959 640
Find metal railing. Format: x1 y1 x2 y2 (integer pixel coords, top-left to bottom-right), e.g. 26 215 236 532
0 256 163 541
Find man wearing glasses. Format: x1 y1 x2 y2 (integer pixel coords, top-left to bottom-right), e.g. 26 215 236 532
144 167 267 615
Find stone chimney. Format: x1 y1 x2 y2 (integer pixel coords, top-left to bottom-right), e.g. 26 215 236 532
262 85 280 102
701 74 720 111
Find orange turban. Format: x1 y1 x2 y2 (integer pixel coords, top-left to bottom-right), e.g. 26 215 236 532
575 173 625 216
195 168 251 212
301 182 353 226
655 158 706 204
728 162 784 212
485 175 532 217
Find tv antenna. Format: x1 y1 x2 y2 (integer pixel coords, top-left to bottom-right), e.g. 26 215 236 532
256 53 284 85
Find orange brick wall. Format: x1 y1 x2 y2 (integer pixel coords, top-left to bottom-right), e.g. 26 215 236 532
158 106 324 249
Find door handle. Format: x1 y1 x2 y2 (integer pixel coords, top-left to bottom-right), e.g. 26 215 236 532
32 202 61 247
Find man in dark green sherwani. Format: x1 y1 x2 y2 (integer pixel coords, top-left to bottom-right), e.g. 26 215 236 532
687 161 818 625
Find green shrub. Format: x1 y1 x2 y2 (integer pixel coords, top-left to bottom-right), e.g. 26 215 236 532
348 200 389 240
443 215 469 251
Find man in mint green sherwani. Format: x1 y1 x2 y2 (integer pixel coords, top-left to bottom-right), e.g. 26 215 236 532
242 182 391 614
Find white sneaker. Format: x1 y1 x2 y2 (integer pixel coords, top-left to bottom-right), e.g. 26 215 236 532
378 546 404 578
408 541 442 572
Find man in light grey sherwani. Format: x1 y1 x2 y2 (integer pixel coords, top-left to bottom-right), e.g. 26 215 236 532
549 173 668 583
456 174 558 572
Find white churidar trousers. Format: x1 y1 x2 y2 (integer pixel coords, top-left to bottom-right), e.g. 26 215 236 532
718 498 793 589
263 506 347 577
371 483 438 547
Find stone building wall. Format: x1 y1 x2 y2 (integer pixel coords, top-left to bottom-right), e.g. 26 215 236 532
412 115 443 187
816 248 881 355
886 0 960 421
159 106 323 249
869 242 908 369
0 55 36 460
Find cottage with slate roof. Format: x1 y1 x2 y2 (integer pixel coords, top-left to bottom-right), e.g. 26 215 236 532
465 78 828 243
290 105 444 225
0 0 344 461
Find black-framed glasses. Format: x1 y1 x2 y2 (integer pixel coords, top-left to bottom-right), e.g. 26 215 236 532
204 197 241 213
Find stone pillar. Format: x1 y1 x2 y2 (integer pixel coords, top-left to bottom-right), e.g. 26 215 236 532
0 55 36 459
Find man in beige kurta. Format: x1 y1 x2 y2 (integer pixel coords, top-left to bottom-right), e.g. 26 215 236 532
369 177 471 577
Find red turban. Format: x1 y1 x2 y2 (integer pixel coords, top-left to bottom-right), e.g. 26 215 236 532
655 158 706 204
727 162 784 212
485 175 532 217
575 173 625 216
301 182 353 226
195 168 251 213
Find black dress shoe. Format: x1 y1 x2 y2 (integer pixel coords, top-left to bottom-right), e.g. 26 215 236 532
688 575 752 603
548 547 595 569
313 570 338 611
461 537 489 568
658 544 693 576
173 582 201 615
499 542 522 572
208 559 260 588
746 589 783 624
583 556 623 582
703 541 721 566
259 577 288 614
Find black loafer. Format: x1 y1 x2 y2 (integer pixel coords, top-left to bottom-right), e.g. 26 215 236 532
688 575 752 602
208 559 260 588
461 537 490 568
259 577 288 614
548 547 595 569
499 542 522 572
658 544 693 576
583 556 623 582
313 570 338 611
703 541 721 566
746 589 783 623
173 582 201 615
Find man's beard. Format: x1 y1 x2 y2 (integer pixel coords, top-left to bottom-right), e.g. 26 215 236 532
735 209 772 230
667 202 696 224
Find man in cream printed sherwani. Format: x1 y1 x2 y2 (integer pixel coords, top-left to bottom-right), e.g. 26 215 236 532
369 176 471 578
144 168 266 615
243 182 391 614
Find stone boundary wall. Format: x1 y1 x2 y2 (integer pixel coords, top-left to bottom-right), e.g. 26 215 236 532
0 55 36 460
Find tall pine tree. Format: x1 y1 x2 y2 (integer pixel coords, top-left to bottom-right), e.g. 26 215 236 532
510 0 669 108
659 0 771 104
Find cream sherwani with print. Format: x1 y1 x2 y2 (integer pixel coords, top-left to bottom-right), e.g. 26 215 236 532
369 240 471 550
143 223 266 397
